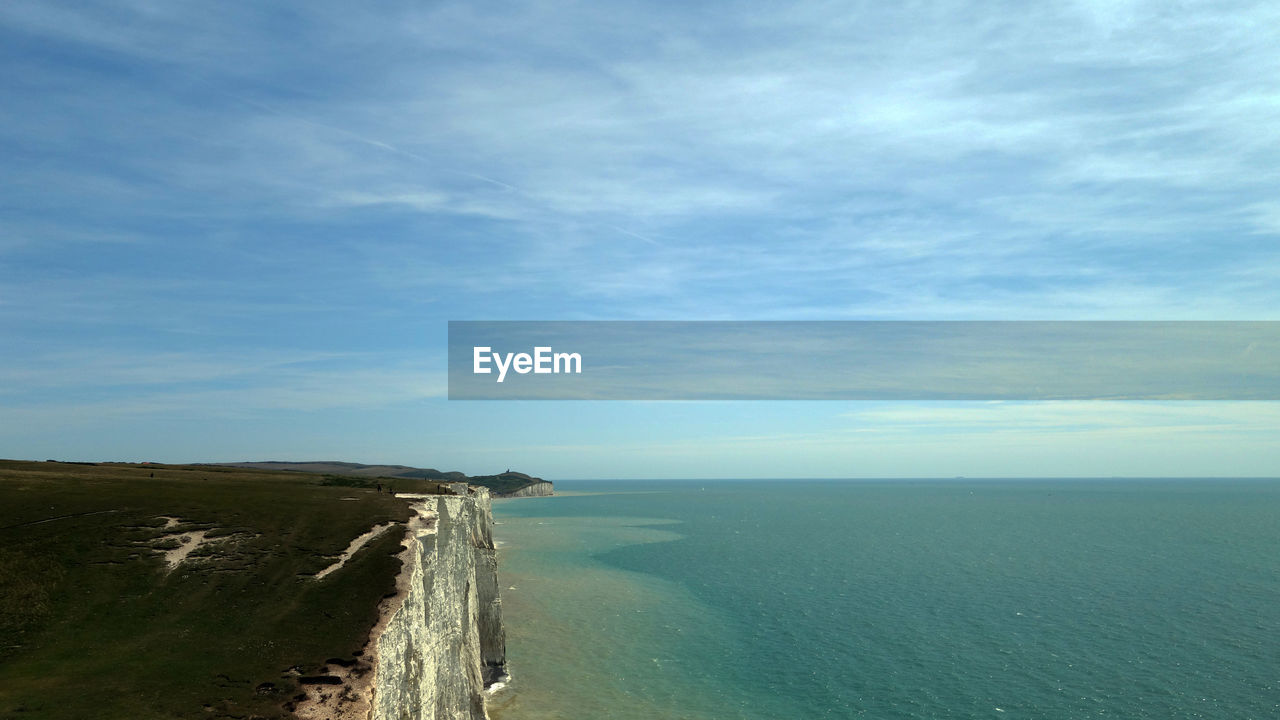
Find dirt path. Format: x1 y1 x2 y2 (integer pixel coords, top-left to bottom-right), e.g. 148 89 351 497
313 523 396 580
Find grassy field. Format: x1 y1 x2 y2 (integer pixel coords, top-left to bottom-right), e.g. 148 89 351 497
0 459 448 719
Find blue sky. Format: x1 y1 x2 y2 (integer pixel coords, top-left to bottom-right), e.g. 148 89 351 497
2 1 1279 477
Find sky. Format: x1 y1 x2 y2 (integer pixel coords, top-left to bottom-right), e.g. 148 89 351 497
2 0 1279 478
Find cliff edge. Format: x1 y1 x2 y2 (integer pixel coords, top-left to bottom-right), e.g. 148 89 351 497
297 487 506 720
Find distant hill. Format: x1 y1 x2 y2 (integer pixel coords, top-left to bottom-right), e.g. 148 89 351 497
464 471 553 496
214 461 469 482
212 461 551 496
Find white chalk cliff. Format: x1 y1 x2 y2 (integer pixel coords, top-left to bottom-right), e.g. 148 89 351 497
293 486 506 720
496 481 554 498
370 488 506 720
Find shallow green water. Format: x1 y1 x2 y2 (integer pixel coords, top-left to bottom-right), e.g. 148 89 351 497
489 480 1280 719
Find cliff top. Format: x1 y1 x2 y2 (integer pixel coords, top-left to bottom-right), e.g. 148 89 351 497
0 458 463 719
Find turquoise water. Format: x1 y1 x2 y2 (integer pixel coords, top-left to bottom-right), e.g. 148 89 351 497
488 480 1279 719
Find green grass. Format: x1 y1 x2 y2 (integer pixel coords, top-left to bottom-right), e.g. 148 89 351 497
0 460 448 719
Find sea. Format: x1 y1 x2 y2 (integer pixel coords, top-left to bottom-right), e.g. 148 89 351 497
486 479 1279 720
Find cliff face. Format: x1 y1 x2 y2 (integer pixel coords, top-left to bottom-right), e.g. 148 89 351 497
468 490 507 685
370 489 506 720
495 481 554 498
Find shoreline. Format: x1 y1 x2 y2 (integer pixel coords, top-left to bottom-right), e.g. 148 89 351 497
485 492 725 720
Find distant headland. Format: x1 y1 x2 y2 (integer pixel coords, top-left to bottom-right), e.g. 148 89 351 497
210 461 554 497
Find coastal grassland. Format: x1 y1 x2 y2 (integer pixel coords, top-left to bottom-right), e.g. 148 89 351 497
0 460 445 719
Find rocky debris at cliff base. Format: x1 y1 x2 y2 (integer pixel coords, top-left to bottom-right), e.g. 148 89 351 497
484 671 511 696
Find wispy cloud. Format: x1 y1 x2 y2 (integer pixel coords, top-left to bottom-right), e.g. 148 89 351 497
840 400 1280 434
0 351 446 416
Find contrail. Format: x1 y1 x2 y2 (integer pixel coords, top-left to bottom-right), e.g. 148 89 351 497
231 93 661 245
233 95 520 191
607 224 662 246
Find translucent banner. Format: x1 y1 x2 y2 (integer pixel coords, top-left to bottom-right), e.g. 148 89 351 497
447 321 1280 400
